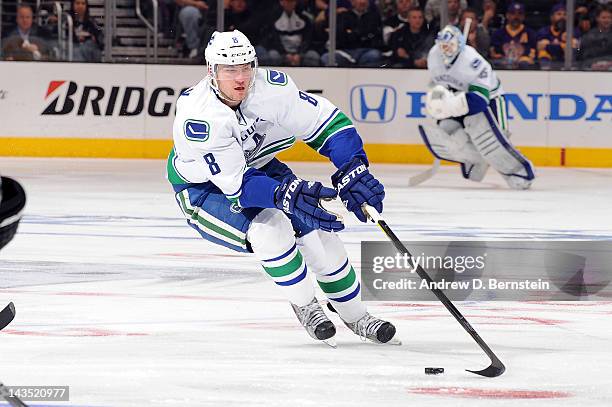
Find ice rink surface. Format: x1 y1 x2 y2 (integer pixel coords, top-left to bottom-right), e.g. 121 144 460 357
1 158 612 406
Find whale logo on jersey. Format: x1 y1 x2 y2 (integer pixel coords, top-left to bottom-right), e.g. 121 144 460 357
184 119 210 142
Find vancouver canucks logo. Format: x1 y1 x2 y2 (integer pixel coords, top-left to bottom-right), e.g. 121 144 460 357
230 202 243 213
266 70 288 86
184 119 210 142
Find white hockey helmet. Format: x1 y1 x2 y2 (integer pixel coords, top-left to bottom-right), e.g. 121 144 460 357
204 30 258 101
436 25 465 66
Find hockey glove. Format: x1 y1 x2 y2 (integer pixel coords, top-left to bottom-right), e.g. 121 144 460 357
331 157 385 223
274 175 344 232
426 85 469 119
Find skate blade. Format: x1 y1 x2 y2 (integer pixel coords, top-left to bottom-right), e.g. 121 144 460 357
385 337 402 346
322 338 337 348
370 337 402 346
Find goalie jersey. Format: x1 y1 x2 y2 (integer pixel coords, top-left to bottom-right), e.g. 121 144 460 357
167 69 363 208
427 44 504 103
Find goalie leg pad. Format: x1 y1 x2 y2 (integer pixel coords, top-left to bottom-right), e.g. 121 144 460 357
419 122 489 182
463 110 535 189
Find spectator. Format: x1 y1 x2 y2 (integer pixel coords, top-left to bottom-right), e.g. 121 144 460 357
176 0 209 58
320 0 384 66
259 0 320 66
579 5 612 70
490 2 536 68
460 7 490 57
383 0 420 45
388 6 433 67
424 0 467 25
70 0 104 62
224 0 259 40
313 0 352 31
575 3 593 36
481 0 504 33
536 3 579 69
2 5 51 61
576 0 610 33
156 1 178 39
379 0 398 20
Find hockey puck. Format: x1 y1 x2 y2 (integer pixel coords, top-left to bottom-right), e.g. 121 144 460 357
425 367 444 375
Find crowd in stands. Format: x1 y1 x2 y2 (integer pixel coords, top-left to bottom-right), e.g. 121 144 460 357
1 0 104 62
2 0 611 70
168 0 612 70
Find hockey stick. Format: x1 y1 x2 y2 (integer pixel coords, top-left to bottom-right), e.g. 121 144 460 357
409 19 473 187
362 204 506 377
408 157 440 187
0 302 15 331
0 304 28 406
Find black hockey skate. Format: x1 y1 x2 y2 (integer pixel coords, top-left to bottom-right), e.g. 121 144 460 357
327 302 401 345
291 298 337 347
343 313 400 345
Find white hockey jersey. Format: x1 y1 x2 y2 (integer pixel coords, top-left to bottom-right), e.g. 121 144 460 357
427 44 504 102
167 69 354 203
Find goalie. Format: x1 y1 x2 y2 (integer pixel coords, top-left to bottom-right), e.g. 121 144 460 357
420 25 535 189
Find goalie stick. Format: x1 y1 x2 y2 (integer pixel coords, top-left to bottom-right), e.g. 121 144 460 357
0 303 28 406
408 156 440 187
409 18 473 187
361 204 505 377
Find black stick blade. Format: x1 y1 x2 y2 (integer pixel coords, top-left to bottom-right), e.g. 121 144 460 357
467 358 506 377
0 302 16 331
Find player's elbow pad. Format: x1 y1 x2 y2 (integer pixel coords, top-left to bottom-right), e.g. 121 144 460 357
466 92 489 115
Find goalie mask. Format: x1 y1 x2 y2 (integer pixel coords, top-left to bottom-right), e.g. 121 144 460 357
204 30 258 103
436 25 465 67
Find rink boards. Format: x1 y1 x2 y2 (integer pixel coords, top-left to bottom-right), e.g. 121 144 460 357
0 61 610 167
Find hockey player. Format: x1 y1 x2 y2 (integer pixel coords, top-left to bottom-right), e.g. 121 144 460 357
420 25 535 189
167 30 398 346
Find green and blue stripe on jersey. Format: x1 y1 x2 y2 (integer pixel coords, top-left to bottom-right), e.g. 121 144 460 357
261 243 308 287
303 108 368 168
175 186 261 252
316 259 361 302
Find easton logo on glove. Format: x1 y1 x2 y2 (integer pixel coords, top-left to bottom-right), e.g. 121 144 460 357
331 157 385 223
274 175 344 232
281 178 302 214
335 164 367 191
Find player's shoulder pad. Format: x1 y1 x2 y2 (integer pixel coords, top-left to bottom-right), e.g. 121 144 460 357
177 99 234 144
257 69 298 93
253 68 298 101
427 45 440 62
427 46 443 70
262 68 291 87
463 45 491 71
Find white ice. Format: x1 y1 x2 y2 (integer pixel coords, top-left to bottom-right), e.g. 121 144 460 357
1 158 611 406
